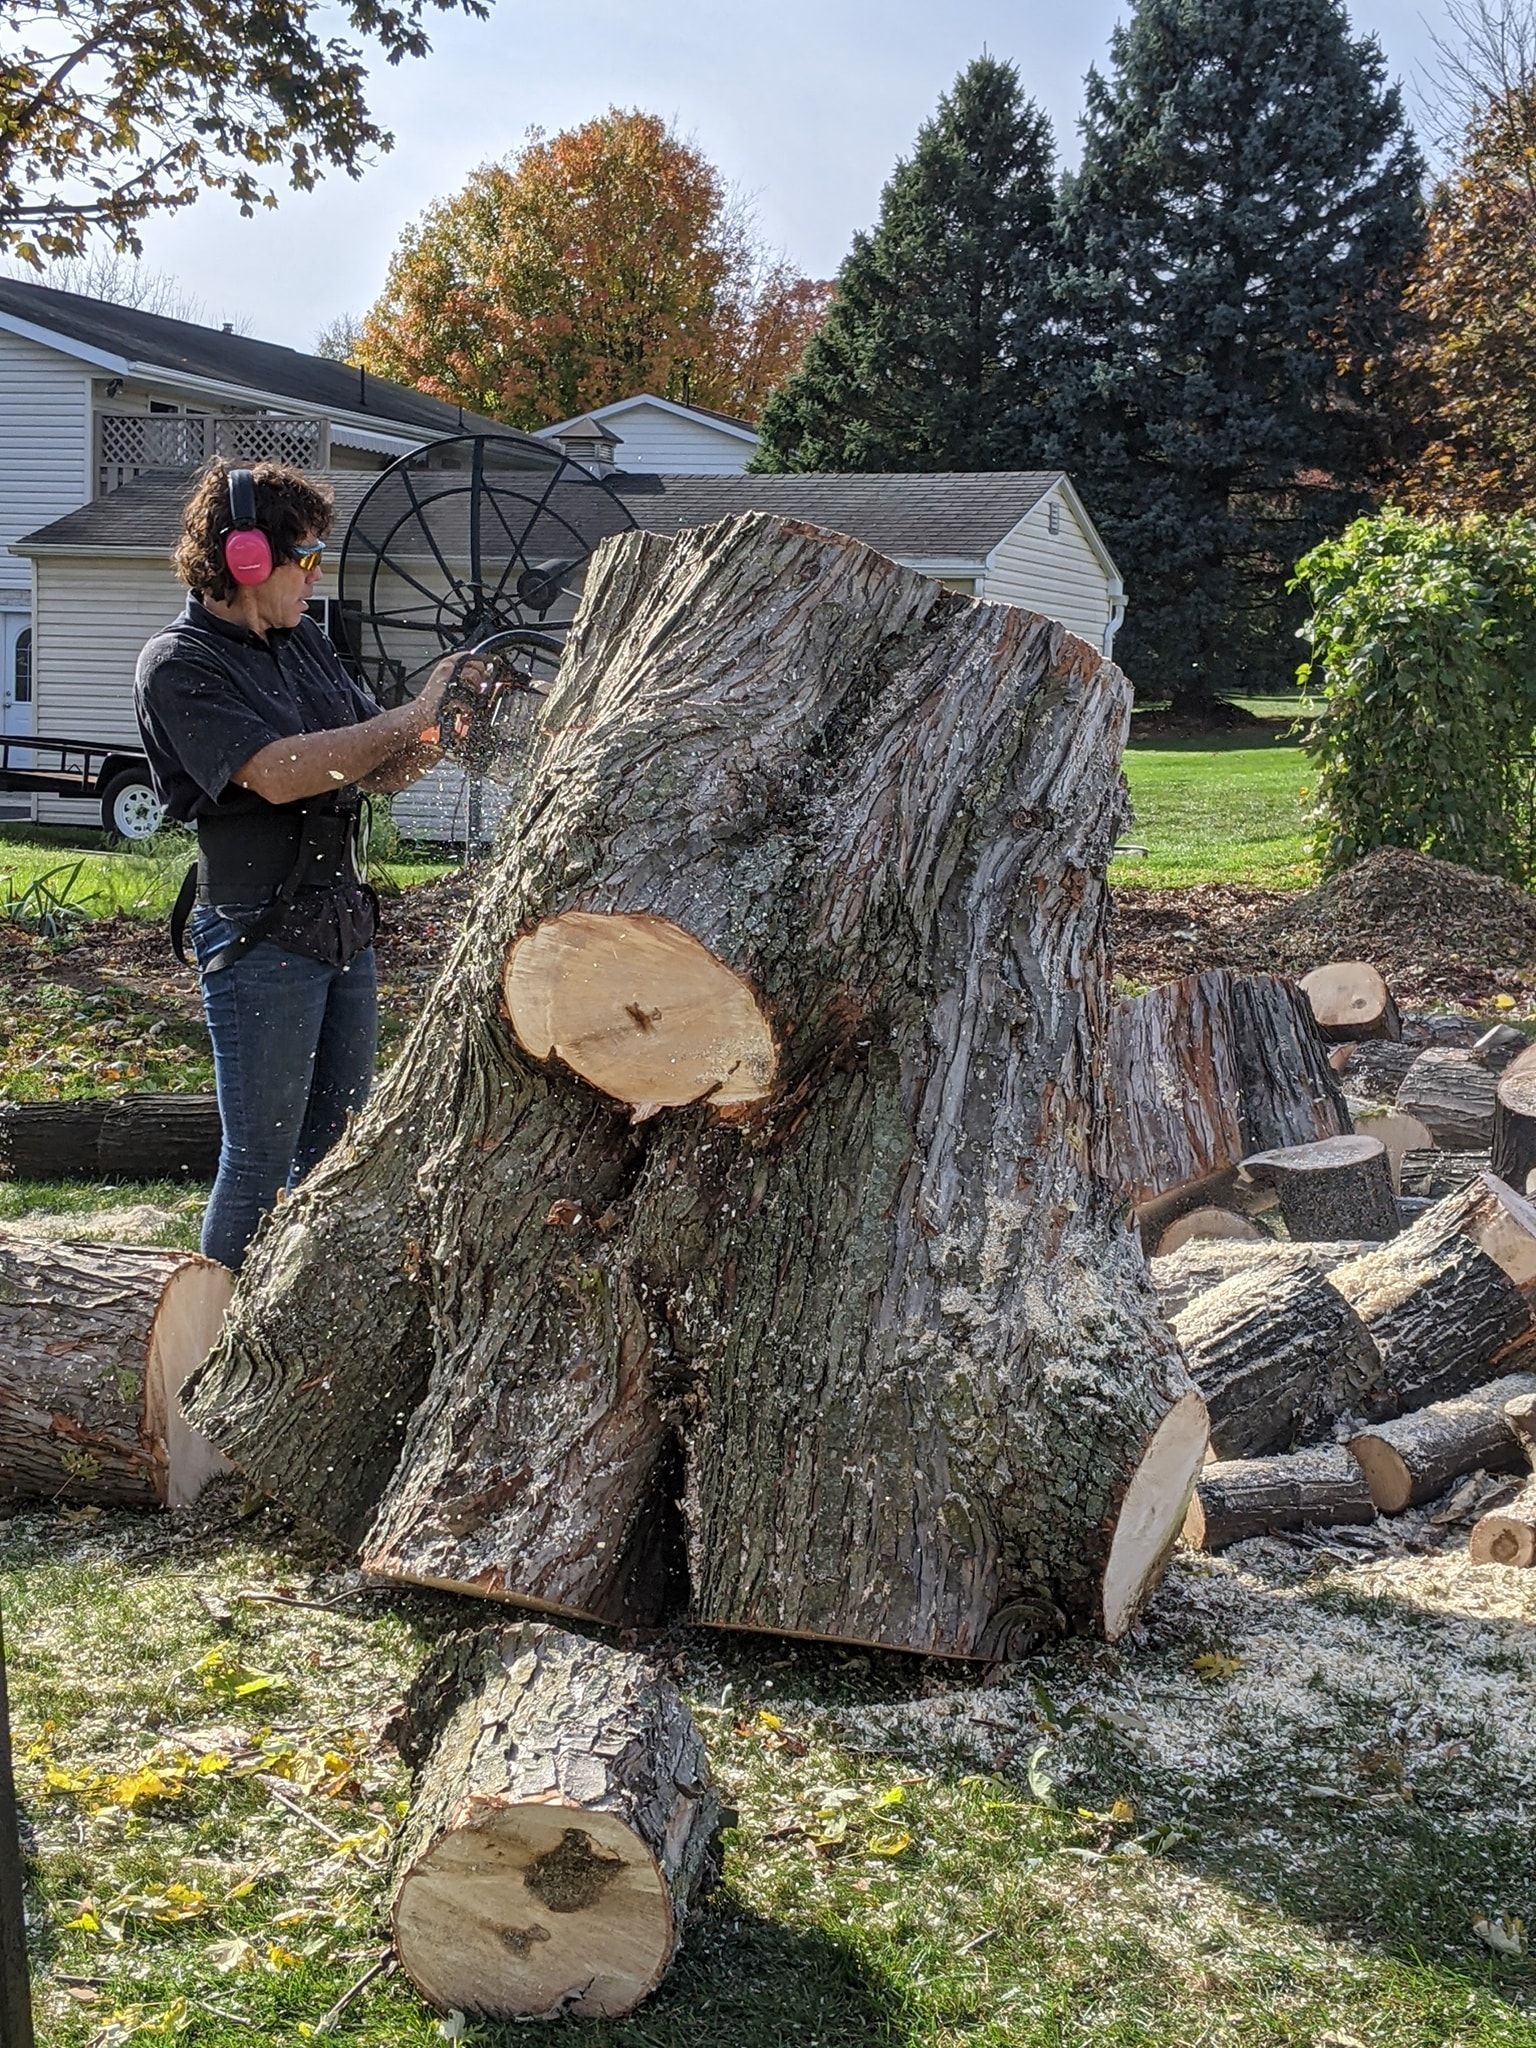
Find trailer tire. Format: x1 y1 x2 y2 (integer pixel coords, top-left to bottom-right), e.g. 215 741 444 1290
100 767 165 842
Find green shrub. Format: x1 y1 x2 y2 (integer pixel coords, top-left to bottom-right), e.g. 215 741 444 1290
1293 507 1536 879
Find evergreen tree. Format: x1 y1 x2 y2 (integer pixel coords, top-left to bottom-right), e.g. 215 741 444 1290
1051 0 1422 704
755 56 1058 472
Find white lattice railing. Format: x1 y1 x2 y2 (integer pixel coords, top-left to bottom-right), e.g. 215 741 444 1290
95 412 331 494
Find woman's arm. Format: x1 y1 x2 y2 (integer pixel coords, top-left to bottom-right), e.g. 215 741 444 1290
231 665 453 806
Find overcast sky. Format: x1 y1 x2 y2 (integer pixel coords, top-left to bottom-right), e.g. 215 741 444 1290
130 0 1455 354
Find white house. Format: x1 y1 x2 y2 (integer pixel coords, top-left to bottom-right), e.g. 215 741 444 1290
2 279 1127 843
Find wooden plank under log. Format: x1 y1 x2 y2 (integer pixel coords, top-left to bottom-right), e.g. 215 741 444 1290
390 1623 720 2020
185 515 1209 1657
1396 1048 1497 1149
0 1233 231 1507
1300 961 1401 1043
1345 1371 1536 1512
1183 1446 1376 1552
1239 1133 1399 1242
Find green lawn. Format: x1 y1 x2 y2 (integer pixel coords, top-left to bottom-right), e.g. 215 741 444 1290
0 823 452 927
1113 725 1315 891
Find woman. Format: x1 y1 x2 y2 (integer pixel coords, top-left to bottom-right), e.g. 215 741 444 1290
135 458 457 1270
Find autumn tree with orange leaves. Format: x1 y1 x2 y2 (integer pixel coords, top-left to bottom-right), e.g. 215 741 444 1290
354 110 828 428
1398 2 1536 513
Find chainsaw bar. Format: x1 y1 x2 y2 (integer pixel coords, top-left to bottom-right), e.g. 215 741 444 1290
430 629 560 784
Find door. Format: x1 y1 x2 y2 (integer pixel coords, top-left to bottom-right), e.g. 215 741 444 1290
1 608 34 781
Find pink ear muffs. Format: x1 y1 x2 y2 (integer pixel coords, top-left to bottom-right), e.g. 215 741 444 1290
223 468 273 587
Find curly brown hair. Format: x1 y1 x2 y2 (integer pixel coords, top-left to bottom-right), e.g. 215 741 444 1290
172 459 335 602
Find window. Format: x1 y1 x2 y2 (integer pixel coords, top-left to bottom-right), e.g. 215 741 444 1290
13 628 31 704
148 400 181 415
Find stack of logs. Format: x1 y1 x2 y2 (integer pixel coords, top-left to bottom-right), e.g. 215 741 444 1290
1118 957 1536 1560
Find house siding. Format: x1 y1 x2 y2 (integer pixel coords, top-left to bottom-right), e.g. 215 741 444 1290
0 333 91 596
600 404 754 474
31 552 183 824
981 488 1110 647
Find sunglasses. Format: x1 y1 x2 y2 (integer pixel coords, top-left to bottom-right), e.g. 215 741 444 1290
289 542 327 574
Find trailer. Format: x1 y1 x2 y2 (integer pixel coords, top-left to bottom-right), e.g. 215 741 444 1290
0 735 163 839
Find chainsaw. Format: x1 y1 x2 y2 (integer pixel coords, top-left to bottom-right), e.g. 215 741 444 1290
425 627 562 781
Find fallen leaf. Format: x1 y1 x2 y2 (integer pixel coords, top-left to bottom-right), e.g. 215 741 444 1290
1191 1652 1244 1681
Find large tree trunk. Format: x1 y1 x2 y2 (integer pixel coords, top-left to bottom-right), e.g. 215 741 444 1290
390 1623 719 2020
186 516 1206 1658
0 1095 221 1181
0 1235 231 1507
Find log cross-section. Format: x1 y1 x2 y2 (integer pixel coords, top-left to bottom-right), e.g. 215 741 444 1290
185 515 1208 1658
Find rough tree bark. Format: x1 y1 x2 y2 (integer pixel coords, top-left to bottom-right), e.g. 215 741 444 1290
1239 1134 1399 1242
1344 1372 1536 1512
1183 1447 1376 1552
0 1096 220 1181
1491 1044 1536 1197
185 515 1206 1658
0 1235 231 1507
390 1622 719 2020
1109 971 1349 1220
1397 1049 1497 1149
1148 1239 1377 1320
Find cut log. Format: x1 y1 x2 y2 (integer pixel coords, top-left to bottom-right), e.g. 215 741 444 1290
1399 1149 1490 1200
1327 1173 1536 1412
1300 961 1401 1043
0 1233 232 1507
185 515 1208 1657
1172 1262 1382 1457
391 1622 719 2020
1109 970 1348 1218
1349 1109 1432 1191
1491 1043 1536 1197
1330 1040 1421 1102
1397 1048 1497 1149
1183 1446 1376 1552
1149 1239 1377 1320
0 1094 220 1182
1504 1389 1536 1461
1345 1372 1536 1512
1469 1476 1536 1567
1240 1133 1399 1242
1473 1024 1530 1073
1153 1207 1268 1257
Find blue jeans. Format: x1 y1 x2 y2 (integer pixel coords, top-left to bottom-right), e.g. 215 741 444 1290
190 904 378 1271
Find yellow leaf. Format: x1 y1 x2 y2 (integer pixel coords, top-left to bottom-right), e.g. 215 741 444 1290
757 1710 783 1731
867 1830 912 1856
1191 1652 1244 1681
1493 994 1517 1011
264 1941 303 1971
67 1909 100 1932
1109 1797 1136 1823
869 1786 904 1809
194 1753 229 1776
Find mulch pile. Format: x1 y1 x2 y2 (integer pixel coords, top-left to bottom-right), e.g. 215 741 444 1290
1114 848 1536 1013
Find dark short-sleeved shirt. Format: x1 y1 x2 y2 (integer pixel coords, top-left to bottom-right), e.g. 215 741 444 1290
135 597 382 966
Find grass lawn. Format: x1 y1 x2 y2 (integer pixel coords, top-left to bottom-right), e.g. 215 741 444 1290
1113 703 1316 892
0 822 452 926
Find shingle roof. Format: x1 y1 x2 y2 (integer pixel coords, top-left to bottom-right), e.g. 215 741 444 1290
11 465 1061 565
0 277 506 439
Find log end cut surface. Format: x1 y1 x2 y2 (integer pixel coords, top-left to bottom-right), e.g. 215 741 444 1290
504 912 777 1114
1300 961 1398 1041
1100 1391 1210 1639
393 1800 675 2019
147 1258 235 1508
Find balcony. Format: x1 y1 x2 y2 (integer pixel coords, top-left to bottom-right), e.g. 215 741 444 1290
95 412 331 496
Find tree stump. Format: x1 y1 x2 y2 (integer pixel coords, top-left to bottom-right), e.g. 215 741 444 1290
1345 1371 1536 1512
1109 970 1349 1220
391 1622 719 2020
1299 961 1400 1043
1396 1048 1498 1149
1490 1043 1536 1197
1183 1446 1376 1552
1239 1133 1399 1242
0 1234 232 1507
185 515 1206 1657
